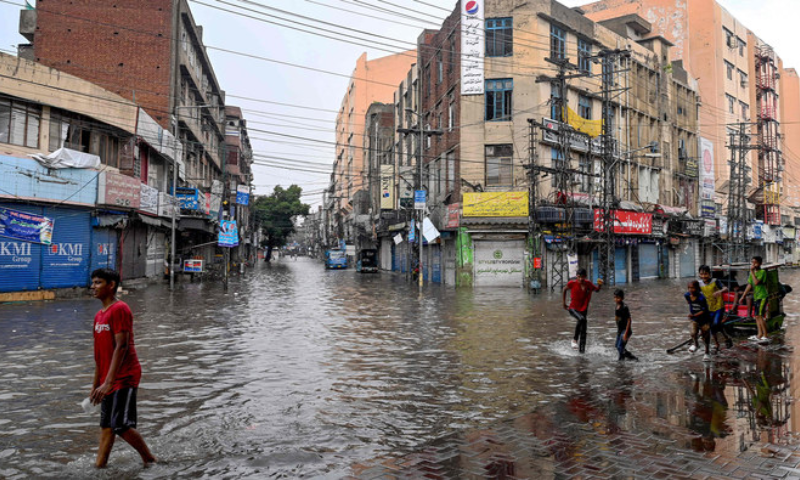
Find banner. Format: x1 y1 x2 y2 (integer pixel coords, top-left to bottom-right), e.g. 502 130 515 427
422 217 440 242
463 192 528 217
460 0 484 95
566 106 602 138
699 137 714 201
139 183 159 215
218 220 239 247
236 185 250 205
0 207 54 244
380 165 394 210
593 209 652 235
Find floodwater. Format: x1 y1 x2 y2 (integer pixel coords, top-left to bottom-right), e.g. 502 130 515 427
0 258 798 478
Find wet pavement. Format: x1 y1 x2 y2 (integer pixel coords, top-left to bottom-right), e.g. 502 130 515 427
0 258 799 479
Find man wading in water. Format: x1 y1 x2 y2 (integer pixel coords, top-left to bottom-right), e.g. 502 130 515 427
563 268 604 353
89 268 156 468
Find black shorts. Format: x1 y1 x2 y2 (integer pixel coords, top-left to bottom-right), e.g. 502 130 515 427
100 387 138 434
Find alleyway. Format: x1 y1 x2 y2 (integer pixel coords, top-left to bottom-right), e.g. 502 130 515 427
1 260 799 478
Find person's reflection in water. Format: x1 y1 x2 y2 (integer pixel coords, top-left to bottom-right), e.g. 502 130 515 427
689 365 730 452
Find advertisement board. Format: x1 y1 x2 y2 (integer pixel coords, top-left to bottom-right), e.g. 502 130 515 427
139 183 159 215
463 192 528 217
593 209 653 235
218 220 239 247
175 187 200 210
460 0 484 95
0 207 54 244
184 259 204 272
446 203 461 228
380 165 394 210
699 137 714 201
97 171 141 209
236 185 250 206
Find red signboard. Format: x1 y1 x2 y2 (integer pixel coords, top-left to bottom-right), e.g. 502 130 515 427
204 192 211 215
593 209 652 235
533 257 542 269
446 203 461 229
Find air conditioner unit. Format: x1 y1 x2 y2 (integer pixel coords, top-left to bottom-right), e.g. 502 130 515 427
727 36 737 48
740 79 748 88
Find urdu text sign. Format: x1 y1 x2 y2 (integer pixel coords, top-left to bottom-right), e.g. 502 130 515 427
463 192 528 217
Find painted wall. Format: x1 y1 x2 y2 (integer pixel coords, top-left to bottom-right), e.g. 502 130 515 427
0 155 98 207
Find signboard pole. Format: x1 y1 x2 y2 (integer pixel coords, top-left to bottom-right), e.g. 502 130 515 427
170 145 178 290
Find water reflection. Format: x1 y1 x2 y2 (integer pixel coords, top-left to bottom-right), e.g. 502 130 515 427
0 260 797 478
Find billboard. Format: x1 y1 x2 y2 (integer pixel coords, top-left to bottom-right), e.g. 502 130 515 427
463 192 528 217
97 171 141 209
0 207 53 244
380 165 394 210
460 0 484 95
699 137 714 201
593 209 653 235
218 220 239 247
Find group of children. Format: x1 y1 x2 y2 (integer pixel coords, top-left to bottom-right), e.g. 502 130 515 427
562 256 772 362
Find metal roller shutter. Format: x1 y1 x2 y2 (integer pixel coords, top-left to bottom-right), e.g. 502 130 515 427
639 243 659 279
90 228 118 277
40 207 91 289
0 203 42 292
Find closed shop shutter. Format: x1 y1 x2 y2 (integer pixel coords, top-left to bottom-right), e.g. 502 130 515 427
444 239 456 285
145 228 166 277
432 245 442 283
121 225 148 279
639 243 659 279
474 240 524 287
592 247 628 284
0 203 42 292
380 239 392 271
90 228 118 277
40 207 91 289
679 240 696 277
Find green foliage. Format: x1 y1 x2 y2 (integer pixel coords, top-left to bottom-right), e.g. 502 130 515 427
252 185 310 249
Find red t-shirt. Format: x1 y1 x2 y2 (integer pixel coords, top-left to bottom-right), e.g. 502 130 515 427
93 301 141 392
566 279 600 311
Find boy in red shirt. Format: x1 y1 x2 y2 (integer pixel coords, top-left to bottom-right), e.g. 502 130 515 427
562 268 603 353
89 268 156 468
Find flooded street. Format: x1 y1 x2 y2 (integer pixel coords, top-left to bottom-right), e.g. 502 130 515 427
2 259 800 478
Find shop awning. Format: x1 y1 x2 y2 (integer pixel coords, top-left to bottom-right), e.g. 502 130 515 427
94 214 127 228
179 217 214 234
461 216 528 227
137 213 162 227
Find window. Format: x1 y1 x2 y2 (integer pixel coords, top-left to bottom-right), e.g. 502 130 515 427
448 37 455 73
485 79 513 121
0 98 40 148
740 101 749 119
448 102 455 132
605 105 615 132
486 18 512 57
486 145 513 186
739 69 748 87
725 61 733 80
578 94 591 119
551 148 565 187
578 38 591 73
578 154 590 193
724 27 734 48
550 83 561 120
726 94 736 114
436 51 443 84
738 37 746 56
446 150 455 193
550 24 566 60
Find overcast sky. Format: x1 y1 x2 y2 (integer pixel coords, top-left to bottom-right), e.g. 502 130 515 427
0 0 797 209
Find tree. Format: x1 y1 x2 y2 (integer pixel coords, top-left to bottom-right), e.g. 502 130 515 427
252 185 310 262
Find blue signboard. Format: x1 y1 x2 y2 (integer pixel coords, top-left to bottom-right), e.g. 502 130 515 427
236 185 250 205
175 187 200 210
409 220 416 243
218 220 239 247
414 190 426 210
0 207 54 244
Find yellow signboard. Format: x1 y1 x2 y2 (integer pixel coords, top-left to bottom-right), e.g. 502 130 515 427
463 192 528 217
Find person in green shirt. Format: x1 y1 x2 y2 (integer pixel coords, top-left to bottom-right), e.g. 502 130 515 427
738 256 769 343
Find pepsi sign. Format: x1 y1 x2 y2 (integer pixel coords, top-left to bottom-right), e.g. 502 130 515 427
465 0 479 14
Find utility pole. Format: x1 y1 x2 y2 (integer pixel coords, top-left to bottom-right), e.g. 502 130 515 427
598 49 631 287
726 123 753 264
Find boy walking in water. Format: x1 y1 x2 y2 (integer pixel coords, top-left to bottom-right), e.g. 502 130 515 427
89 268 156 468
685 280 713 362
698 265 733 351
563 268 603 353
737 256 770 344
614 289 637 361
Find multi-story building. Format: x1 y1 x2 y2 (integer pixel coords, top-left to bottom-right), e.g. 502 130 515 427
19 0 240 265
224 106 254 263
363 103 394 253
579 0 800 264
0 52 183 296
403 0 700 288
329 51 416 252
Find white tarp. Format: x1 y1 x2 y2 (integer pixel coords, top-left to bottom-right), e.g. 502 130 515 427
30 147 100 169
422 217 440 242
